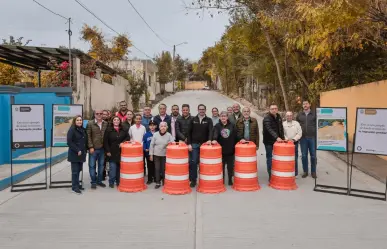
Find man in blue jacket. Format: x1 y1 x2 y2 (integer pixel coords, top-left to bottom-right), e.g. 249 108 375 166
141 106 153 132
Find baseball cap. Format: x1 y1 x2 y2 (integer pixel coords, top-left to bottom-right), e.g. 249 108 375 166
149 120 156 126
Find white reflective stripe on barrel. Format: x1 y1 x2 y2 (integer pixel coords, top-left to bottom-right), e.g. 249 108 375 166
121 156 143 163
234 172 257 179
120 172 144 179
166 157 189 164
200 158 222 164
165 174 189 181
235 156 257 163
271 170 295 177
199 173 223 181
272 154 294 161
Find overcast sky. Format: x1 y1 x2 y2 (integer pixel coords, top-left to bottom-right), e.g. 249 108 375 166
0 0 230 61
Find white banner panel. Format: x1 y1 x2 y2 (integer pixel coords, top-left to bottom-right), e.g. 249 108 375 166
52 104 83 147
354 108 387 156
11 104 45 149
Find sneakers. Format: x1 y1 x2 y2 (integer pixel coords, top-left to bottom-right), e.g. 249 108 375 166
311 172 317 179
91 184 97 189
72 189 82 195
97 182 106 188
109 184 114 188
155 183 161 189
190 181 196 188
302 173 308 178
146 179 153 185
79 186 85 191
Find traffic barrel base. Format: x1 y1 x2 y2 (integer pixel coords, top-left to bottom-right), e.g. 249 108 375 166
118 141 147 193
197 144 226 194
232 141 260 192
269 141 298 191
163 143 191 195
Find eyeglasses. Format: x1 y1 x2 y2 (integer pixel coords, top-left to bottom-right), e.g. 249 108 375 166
198 109 206 111
95 113 102 115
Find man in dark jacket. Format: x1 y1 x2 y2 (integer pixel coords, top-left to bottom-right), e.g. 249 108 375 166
296 100 317 178
212 111 238 186
153 103 172 133
176 104 192 143
263 104 285 178
187 104 213 188
86 109 108 189
236 107 260 149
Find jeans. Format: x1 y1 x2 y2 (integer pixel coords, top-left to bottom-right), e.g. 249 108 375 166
189 143 201 182
109 161 120 185
154 156 166 184
71 162 83 191
222 155 234 182
143 154 147 176
300 137 317 173
294 141 299 176
146 155 155 181
89 148 105 185
264 144 274 178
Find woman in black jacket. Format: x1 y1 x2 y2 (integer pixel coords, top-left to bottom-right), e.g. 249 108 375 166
103 116 130 188
212 111 238 186
67 115 87 195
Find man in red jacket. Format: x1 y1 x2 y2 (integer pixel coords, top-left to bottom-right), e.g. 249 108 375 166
116 101 128 122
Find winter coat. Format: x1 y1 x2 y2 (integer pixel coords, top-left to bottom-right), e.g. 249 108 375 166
122 119 135 132
141 115 153 132
187 115 213 145
296 111 317 138
143 131 155 157
67 125 87 163
86 119 108 149
236 117 260 148
213 120 238 156
262 113 285 145
103 126 130 163
176 115 193 141
153 114 172 133
228 112 242 125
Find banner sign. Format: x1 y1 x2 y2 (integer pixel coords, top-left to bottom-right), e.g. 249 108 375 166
316 107 347 152
52 104 83 147
11 104 45 149
354 108 387 156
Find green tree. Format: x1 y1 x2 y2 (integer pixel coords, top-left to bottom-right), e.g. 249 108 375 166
173 55 187 82
155 51 173 86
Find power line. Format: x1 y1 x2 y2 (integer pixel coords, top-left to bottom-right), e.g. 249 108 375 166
32 0 68 20
126 0 172 47
74 0 154 60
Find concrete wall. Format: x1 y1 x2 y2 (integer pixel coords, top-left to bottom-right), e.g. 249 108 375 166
72 58 132 118
320 80 387 160
184 81 206 90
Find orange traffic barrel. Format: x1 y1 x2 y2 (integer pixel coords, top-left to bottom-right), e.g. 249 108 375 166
118 141 147 193
233 141 260 192
269 141 297 190
163 142 191 195
197 144 226 194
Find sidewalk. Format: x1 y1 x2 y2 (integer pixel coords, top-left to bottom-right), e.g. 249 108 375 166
227 93 387 184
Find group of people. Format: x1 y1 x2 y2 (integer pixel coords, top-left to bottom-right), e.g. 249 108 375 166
66 99 317 195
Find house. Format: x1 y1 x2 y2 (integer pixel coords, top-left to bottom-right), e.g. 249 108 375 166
114 60 160 103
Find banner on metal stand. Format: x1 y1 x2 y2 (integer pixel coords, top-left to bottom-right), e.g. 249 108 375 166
49 104 84 189
10 104 47 192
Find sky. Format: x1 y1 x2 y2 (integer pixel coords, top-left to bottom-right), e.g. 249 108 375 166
0 0 230 61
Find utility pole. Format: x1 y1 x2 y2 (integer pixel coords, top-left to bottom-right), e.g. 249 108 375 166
172 45 176 92
66 18 73 87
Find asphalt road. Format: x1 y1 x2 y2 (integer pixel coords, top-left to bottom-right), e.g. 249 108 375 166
0 90 386 249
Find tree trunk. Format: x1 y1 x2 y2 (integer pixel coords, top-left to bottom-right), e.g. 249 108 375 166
262 27 289 111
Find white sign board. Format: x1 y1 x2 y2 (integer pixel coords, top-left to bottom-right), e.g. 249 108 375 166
316 107 347 152
12 104 45 149
354 108 387 156
52 104 83 147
